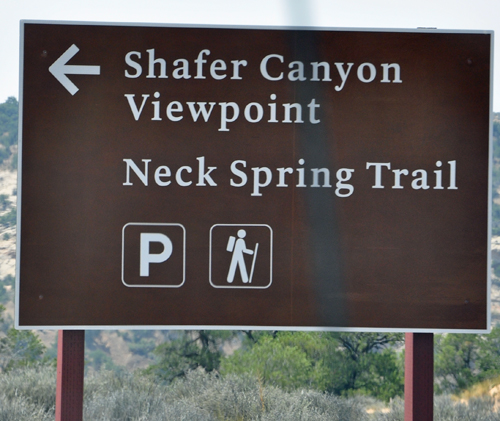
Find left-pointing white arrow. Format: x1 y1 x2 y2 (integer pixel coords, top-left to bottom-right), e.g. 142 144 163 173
49 44 101 95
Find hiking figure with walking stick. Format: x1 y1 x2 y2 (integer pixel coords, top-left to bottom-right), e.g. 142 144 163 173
226 229 259 284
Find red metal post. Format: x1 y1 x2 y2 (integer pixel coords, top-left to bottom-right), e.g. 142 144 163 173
405 332 434 421
55 330 85 421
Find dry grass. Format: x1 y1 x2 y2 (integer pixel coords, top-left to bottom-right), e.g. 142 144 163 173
3 365 500 420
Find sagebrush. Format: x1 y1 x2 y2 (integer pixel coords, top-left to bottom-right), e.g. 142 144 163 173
2 365 500 420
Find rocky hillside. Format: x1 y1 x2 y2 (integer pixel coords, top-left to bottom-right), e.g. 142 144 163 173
0 168 16 324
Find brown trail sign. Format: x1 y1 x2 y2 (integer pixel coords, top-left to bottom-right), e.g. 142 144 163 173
17 22 492 332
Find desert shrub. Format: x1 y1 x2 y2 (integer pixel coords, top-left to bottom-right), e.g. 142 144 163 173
0 195 9 211
0 97 18 150
0 208 16 227
84 370 166 420
84 369 215 420
376 395 500 421
434 395 500 421
156 401 215 421
260 389 369 421
374 397 403 421
0 394 53 421
0 365 55 416
83 367 370 420
168 368 369 420
170 369 264 419
5 365 500 420
0 276 14 308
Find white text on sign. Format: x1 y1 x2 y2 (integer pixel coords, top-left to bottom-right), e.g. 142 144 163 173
123 158 458 197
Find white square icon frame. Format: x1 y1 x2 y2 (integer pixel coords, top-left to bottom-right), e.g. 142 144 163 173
122 222 186 288
209 224 273 289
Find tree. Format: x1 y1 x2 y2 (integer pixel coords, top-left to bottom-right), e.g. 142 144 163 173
0 208 16 228
0 328 46 372
221 331 404 401
0 97 18 163
475 328 500 377
434 328 500 394
145 330 237 383
220 331 329 390
323 332 404 401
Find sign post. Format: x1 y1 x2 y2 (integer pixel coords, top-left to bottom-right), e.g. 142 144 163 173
55 330 85 421
405 333 434 421
17 21 492 419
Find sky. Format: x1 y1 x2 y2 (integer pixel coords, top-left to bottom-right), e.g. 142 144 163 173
1 0 499 110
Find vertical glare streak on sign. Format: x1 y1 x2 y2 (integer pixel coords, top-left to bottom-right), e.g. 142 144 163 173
16 21 492 332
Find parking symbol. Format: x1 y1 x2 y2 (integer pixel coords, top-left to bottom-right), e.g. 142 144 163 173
210 224 273 289
122 223 186 287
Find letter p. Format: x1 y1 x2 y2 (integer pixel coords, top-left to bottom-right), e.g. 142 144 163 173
219 102 239 132
140 233 173 276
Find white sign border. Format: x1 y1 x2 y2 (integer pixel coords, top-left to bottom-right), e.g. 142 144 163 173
15 20 493 333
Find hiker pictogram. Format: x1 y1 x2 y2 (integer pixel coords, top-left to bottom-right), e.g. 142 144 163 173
226 229 259 283
209 224 273 289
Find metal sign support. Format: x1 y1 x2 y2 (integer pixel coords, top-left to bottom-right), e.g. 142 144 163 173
405 332 434 421
55 330 85 421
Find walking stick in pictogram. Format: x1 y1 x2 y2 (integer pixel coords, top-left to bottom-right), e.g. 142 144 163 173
248 243 259 283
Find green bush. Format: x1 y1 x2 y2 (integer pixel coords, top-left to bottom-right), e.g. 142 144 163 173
0 195 9 211
0 97 18 150
0 329 46 372
221 332 328 391
0 275 14 305
220 331 404 401
85 349 118 372
0 208 16 227
145 330 237 383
